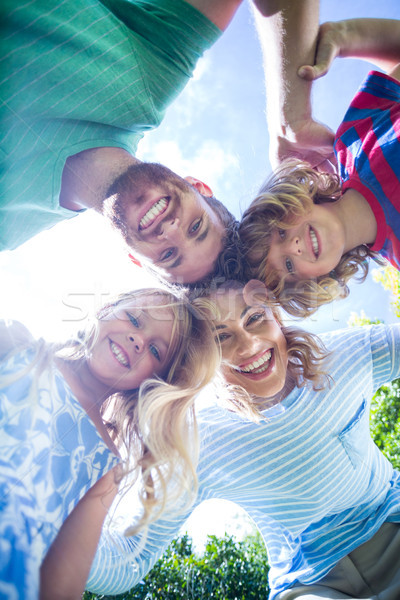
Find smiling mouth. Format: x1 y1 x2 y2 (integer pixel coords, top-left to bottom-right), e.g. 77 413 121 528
310 227 320 258
139 197 169 231
109 340 130 368
236 350 272 375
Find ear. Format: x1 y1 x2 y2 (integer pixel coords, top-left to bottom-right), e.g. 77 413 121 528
184 176 214 197
243 279 269 307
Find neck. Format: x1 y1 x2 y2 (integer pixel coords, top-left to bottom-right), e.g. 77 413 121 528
330 188 377 251
59 147 140 211
55 357 120 455
258 374 296 411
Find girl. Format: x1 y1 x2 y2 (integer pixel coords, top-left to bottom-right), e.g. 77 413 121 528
86 279 400 599
0 287 219 599
239 18 400 318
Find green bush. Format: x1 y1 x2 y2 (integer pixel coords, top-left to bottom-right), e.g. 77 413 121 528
84 531 270 600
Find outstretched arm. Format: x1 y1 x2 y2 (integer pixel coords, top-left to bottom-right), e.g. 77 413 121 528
252 0 336 172
40 467 119 600
299 19 400 82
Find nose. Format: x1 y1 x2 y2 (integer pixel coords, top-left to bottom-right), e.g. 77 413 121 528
236 329 260 358
285 233 302 256
127 332 144 353
158 218 183 242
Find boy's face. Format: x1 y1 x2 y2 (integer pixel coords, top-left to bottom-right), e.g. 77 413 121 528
266 203 346 280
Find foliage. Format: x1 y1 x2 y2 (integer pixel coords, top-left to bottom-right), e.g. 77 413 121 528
370 379 400 470
347 309 382 327
372 264 400 317
84 532 270 600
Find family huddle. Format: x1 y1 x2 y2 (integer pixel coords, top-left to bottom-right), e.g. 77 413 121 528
1 1 400 599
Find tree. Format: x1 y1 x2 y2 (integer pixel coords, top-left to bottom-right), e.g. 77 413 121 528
84 532 270 600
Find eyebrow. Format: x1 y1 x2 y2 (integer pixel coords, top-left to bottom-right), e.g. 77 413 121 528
214 305 251 329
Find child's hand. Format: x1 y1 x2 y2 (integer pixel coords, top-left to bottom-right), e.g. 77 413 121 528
270 117 336 173
298 21 344 81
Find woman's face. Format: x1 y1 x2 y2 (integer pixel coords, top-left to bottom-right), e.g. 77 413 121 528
88 295 175 393
212 282 288 398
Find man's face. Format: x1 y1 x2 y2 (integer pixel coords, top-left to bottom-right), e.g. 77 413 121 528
108 163 225 283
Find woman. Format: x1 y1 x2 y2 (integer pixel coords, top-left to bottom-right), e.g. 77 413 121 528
0 287 219 599
87 279 400 599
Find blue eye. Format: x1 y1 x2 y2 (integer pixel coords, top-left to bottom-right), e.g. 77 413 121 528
285 258 294 274
126 312 139 327
247 312 265 326
190 219 202 235
150 344 161 361
216 332 230 343
160 248 175 262
278 229 285 239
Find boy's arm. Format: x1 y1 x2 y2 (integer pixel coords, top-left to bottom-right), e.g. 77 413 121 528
299 19 400 82
251 0 335 172
39 467 119 600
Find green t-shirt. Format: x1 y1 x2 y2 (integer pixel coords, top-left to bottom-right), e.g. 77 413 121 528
0 0 221 250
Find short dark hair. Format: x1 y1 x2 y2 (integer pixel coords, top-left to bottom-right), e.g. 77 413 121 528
187 195 251 290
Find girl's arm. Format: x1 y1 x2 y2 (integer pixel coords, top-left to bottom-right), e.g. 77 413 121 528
299 19 400 81
39 467 119 600
0 320 33 359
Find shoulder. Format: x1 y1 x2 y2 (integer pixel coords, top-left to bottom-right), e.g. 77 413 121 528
0 320 35 360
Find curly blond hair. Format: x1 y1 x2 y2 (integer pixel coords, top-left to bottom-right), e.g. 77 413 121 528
239 159 383 318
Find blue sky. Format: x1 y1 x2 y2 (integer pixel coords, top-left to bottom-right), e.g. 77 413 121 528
1 0 399 340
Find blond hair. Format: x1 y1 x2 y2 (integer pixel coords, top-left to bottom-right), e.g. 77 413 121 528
239 159 383 318
2 288 220 535
191 281 330 422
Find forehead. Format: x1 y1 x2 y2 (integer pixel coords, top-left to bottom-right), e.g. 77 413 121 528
110 295 176 323
211 287 248 323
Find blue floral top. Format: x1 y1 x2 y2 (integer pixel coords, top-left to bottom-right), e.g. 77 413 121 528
0 344 119 599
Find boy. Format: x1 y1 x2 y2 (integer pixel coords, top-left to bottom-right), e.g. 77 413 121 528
239 19 400 317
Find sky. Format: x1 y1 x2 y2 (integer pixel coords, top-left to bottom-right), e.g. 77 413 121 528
1 0 400 546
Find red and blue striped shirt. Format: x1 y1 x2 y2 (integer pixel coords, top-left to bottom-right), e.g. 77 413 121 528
335 70 400 270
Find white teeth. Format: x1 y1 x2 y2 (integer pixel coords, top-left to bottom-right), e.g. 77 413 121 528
310 228 319 258
110 341 129 367
139 197 168 230
239 350 271 374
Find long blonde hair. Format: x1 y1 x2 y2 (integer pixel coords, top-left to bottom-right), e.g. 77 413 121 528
2 288 220 535
239 160 384 318
191 280 330 422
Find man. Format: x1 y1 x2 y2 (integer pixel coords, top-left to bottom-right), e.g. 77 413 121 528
0 0 334 283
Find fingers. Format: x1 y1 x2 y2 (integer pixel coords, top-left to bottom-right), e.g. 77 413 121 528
298 22 340 81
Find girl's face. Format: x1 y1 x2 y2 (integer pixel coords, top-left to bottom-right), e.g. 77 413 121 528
213 282 288 398
266 203 345 280
88 296 175 393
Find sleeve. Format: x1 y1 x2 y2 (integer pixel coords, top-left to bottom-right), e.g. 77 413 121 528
0 320 34 361
86 509 193 594
369 323 400 390
101 0 222 114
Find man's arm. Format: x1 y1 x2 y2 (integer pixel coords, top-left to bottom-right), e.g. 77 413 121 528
252 0 336 172
184 0 242 30
299 19 400 82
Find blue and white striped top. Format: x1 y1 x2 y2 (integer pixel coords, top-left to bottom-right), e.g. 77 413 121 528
87 324 400 598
